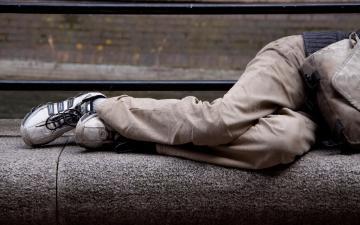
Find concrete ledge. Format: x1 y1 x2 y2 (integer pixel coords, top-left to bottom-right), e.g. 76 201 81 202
0 59 240 80
1 119 360 225
57 146 360 225
0 136 64 225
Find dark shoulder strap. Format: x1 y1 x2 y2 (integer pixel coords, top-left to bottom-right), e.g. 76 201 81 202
302 31 348 56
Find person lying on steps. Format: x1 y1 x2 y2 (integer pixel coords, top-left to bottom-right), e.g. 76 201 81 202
20 31 348 169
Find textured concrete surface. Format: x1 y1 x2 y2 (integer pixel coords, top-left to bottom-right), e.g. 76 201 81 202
0 119 22 136
0 136 65 225
57 146 360 225
1 119 360 225
0 60 240 81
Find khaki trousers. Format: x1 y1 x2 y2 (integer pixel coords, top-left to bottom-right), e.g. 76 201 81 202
97 35 317 169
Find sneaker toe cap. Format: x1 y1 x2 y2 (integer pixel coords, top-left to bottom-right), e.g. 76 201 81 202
75 114 110 149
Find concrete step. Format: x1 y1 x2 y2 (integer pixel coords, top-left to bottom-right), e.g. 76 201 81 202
1 119 360 225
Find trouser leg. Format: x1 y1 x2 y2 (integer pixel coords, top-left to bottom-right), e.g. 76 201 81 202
97 96 234 145
96 35 307 146
156 108 317 169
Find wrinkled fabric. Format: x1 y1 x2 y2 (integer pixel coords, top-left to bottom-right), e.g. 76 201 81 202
97 35 317 169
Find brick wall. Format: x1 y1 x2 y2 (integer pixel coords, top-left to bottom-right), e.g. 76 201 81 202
1 1 360 71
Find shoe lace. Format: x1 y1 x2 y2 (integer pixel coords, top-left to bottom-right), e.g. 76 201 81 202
37 109 82 131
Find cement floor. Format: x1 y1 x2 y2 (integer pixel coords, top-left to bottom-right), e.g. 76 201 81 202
1 119 360 225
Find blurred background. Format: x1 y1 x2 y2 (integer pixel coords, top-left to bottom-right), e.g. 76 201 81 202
1 0 360 118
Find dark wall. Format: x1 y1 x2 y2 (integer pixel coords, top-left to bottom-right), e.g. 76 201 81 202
1 13 360 71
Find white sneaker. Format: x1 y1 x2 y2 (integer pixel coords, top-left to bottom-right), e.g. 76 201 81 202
75 113 116 149
21 92 106 146
75 113 141 152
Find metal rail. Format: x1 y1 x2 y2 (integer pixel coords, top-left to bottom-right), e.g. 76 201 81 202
1 2 360 14
0 80 236 91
